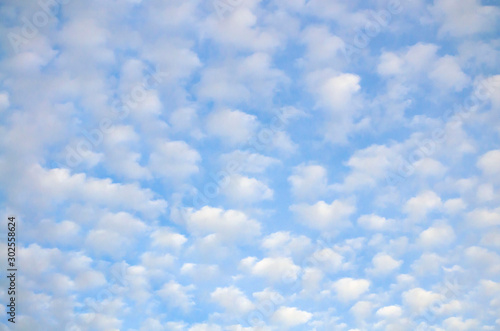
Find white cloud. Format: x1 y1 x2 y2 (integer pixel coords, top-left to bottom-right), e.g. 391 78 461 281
205 109 259 145
465 246 500 274
410 253 445 276
428 55 469 91
417 223 456 248
306 70 363 144
477 149 500 177
378 43 469 91
444 198 467 214
196 53 286 105
403 190 442 219
402 288 443 314
357 214 397 231
0 91 9 111
242 256 301 283
467 208 500 228
10 164 167 218
442 317 480 331
150 228 188 250
288 164 329 201
271 306 312 327
350 301 375 320
211 286 255 315
221 174 274 203
184 206 261 243
367 253 402 276
376 305 402 319
300 25 346 68
414 158 447 177
149 140 201 180
430 0 500 37
290 200 355 231
261 231 312 259
332 278 370 302
220 150 280 174
157 280 195 312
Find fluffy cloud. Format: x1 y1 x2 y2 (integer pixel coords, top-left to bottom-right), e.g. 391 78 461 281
211 286 255 315
205 109 259 145
271 306 312 327
290 200 355 231
357 214 397 231
403 190 442 220
288 164 329 201
332 278 370 302
184 206 261 243
417 223 456 248
149 140 201 180
221 174 274 203
430 0 500 37
241 256 301 283
402 288 443 315
157 280 195 312
367 253 402 276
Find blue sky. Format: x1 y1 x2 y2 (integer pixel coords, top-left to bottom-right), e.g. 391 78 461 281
0 0 500 330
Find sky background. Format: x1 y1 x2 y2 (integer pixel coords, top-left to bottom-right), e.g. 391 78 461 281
0 0 500 330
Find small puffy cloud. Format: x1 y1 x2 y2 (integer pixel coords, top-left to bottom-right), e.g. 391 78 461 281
220 150 280 174
169 107 203 139
150 228 187 250
310 248 345 273
350 301 375 320
26 219 80 245
466 208 500 228
221 174 274 204
477 149 500 177
357 214 397 231
442 317 480 331
184 206 261 243
334 144 399 191
211 286 255 315
271 307 312 327
306 70 362 143
0 91 9 111
410 253 445 275
317 73 361 111
376 305 403 319
157 280 195 312
402 288 443 314
430 0 500 37
180 263 220 281
300 25 346 68
290 200 355 231
465 246 500 274
261 231 312 258
417 223 456 248
414 158 448 177
378 43 469 91
14 165 167 218
149 140 201 180
444 198 466 214
242 256 300 283
403 190 442 219
332 278 370 302
85 212 148 257
367 253 402 276
196 53 286 105
205 109 259 145
428 55 470 91
188 324 222 331
288 164 329 201
480 230 500 248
